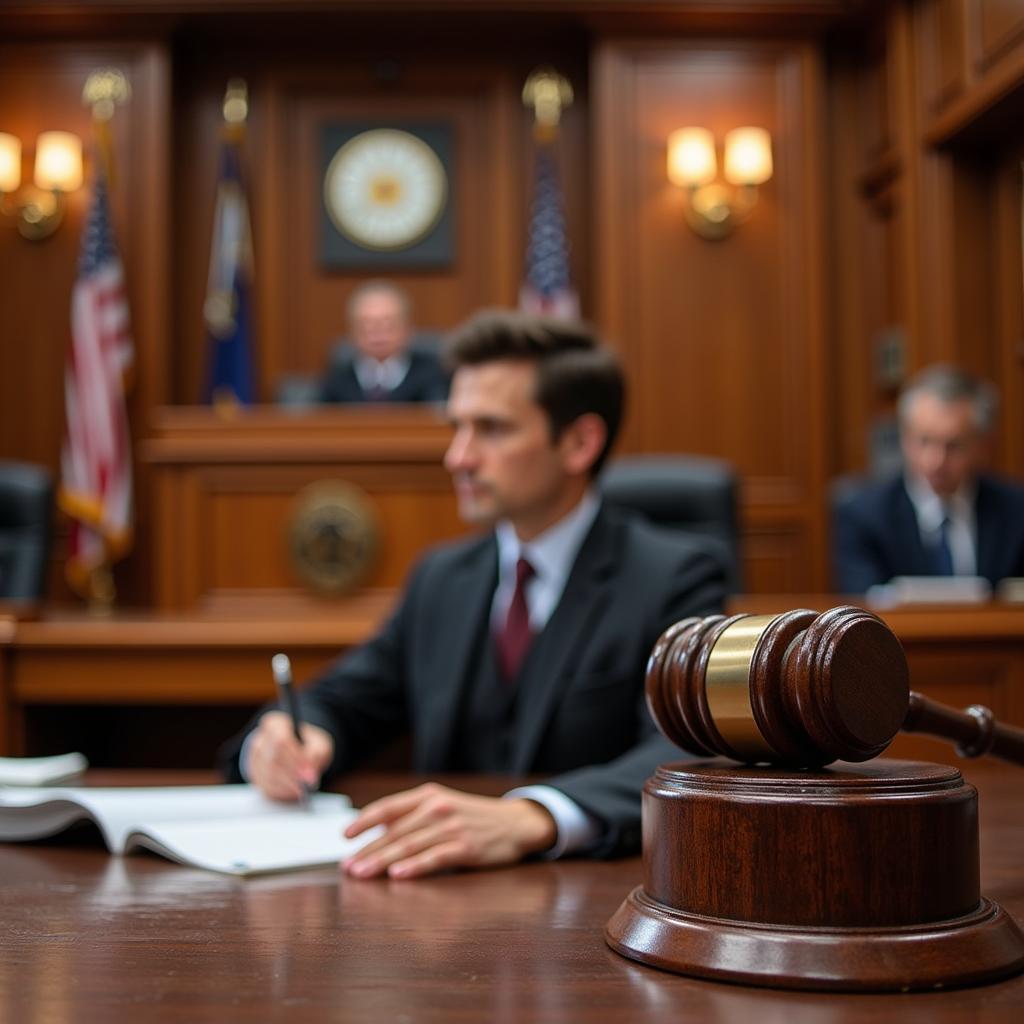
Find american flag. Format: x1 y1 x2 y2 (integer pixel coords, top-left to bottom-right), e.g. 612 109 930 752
59 163 133 600
519 143 579 321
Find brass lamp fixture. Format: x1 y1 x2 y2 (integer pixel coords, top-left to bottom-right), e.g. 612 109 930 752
0 129 83 240
667 126 772 241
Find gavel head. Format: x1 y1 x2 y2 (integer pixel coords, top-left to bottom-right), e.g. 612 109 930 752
645 606 910 768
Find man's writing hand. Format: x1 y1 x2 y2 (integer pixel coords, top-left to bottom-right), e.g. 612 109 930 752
247 712 334 801
342 783 557 879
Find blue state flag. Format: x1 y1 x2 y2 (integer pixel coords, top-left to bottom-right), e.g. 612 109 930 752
204 134 255 406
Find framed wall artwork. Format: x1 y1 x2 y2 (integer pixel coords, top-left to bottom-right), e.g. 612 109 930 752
319 121 454 269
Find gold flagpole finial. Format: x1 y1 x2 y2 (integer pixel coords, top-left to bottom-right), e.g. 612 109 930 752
222 79 249 142
83 68 131 186
522 68 573 142
82 68 131 122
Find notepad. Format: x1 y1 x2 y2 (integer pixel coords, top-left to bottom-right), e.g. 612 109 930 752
866 575 992 608
0 784 379 876
0 753 89 786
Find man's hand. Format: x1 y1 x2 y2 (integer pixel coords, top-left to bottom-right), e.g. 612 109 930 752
246 711 334 801
342 783 557 879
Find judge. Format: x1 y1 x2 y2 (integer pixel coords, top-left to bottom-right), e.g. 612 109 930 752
321 280 449 404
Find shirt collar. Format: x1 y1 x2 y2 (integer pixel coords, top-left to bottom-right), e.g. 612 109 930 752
354 352 411 392
904 472 976 531
495 489 601 587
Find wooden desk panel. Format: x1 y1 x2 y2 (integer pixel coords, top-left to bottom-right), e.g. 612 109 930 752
143 406 465 611
3 600 1023 768
0 766 1021 1022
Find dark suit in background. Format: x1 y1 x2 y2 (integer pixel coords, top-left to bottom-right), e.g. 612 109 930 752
832 473 1024 593
321 346 449 404
223 504 726 856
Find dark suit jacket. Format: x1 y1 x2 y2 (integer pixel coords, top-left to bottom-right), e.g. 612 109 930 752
832 473 1024 593
321 348 449 404
222 504 726 856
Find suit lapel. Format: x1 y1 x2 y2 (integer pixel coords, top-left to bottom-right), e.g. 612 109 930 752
511 511 619 773
893 481 932 575
417 538 498 770
974 479 999 581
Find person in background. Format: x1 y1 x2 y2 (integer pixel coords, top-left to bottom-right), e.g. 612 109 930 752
223 310 726 879
320 279 449 403
833 364 1024 593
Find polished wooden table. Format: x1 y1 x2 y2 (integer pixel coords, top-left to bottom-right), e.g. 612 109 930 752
1 766 1021 1021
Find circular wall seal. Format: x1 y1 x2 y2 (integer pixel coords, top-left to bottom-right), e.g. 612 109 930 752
288 481 378 595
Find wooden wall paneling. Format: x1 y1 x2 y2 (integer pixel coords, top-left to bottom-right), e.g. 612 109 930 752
887 2 927 371
591 41 640 453
916 0 970 119
914 150 961 365
288 90 503 381
949 151 999 374
592 39 829 591
924 0 1024 142
0 42 171 605
824 45 874 478
0 47 87 466
782 45 829 586
173 38 589 405
972 0 1024 73
738 523 814 594
992 145 1024 476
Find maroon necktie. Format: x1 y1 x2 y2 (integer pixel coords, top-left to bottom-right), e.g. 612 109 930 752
496 557 535 682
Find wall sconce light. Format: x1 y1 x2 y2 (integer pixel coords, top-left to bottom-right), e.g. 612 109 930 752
667 126 772 241
0 130 83 240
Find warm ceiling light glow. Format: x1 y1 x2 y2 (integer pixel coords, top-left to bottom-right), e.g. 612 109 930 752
34 131 83 191
667 127 717 187
0 132 21 193
723 127 772 186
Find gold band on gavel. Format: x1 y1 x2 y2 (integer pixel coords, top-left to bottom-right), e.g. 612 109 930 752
704 615 778 762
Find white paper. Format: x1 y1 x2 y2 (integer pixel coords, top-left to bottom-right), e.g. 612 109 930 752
0 753 88 786
866 575 992 607
0 784 379 876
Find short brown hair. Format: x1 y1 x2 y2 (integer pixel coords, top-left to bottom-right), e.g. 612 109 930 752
446 310 624 475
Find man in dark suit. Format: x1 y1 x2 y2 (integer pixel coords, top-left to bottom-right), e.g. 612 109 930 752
833 365 1024 593
225 311 725 878
320 280 449 403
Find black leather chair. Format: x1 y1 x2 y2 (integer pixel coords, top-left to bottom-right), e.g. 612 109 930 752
0 460 54 602
599 454 742 592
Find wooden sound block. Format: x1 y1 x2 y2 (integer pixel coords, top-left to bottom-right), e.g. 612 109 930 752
606 759 1024 991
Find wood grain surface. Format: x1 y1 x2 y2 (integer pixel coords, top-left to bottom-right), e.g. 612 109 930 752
0 765 1021 1021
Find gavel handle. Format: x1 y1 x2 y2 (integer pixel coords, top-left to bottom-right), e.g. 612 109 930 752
903 691 1024 766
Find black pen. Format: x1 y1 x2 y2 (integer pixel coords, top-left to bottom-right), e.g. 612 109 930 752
271 653 310 809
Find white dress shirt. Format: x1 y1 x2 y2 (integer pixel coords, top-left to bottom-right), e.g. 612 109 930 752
904 474 977 576
353 353 411 395
493 490 605 858
244 490 606 859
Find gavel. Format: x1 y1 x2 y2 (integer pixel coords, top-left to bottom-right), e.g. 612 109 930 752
646 605 1024 768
